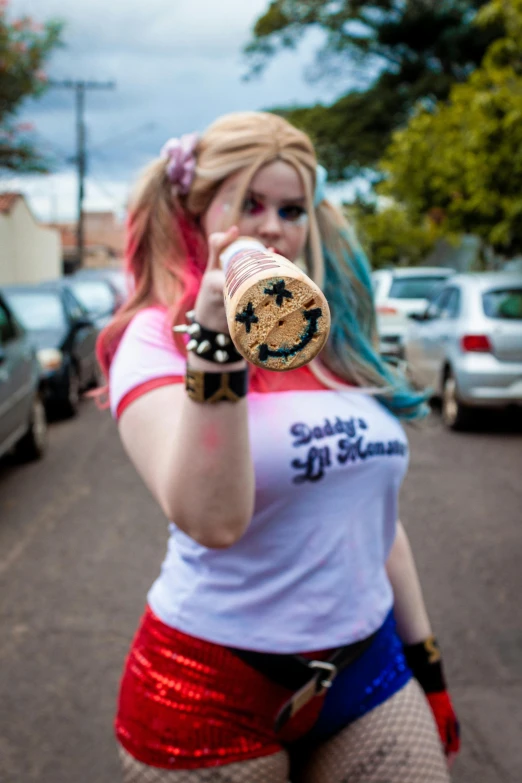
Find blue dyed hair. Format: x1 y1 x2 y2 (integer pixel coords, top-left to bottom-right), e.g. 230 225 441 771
314 201 428 420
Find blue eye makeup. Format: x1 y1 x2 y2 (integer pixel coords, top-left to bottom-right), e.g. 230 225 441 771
278 204 307 224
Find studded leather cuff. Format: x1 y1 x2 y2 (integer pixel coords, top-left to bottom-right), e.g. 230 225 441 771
173 310 243 365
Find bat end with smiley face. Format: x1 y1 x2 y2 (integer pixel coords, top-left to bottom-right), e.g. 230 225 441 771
230 276 331 371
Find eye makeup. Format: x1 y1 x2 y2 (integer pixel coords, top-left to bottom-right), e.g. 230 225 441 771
242 193 308 225
278 204 308 224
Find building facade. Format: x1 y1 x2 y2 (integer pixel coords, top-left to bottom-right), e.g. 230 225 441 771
0 193 61 285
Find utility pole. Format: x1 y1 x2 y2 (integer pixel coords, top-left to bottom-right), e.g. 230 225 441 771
50 80 115 269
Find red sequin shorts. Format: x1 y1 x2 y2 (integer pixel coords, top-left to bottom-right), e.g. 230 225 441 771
115 606 327 770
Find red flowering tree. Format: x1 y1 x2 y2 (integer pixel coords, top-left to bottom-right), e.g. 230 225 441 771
0 0 63 172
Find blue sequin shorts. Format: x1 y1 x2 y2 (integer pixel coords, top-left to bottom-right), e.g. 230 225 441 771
307 608 412 741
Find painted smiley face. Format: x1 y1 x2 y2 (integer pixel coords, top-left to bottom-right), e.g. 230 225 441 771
258 307 323 362
235 281 324 365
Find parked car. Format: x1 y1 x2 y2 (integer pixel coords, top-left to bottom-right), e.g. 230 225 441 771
404 272 522 429
3 281 100 417
72 266 130 304
67 275 123 329
0 291 47 461
372 267 455 358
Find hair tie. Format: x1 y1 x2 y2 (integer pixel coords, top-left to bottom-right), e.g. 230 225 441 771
314 164 328 206
160 132 199 194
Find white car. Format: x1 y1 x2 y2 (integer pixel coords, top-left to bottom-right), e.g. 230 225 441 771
404 272 522 429
372 267 455 358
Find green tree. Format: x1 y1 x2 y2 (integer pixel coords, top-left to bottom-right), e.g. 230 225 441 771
380 0 522 255
0 1 63 172
347 199 441 269
246 1 503 181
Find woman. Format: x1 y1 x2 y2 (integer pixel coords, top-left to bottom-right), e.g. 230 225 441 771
98 112 460 782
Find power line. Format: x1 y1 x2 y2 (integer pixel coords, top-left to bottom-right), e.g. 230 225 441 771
89 146 131 176
88 176 126 209
89 122 157 156
31 132 72 167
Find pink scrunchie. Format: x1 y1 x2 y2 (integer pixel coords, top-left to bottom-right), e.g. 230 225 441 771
160 132 199 194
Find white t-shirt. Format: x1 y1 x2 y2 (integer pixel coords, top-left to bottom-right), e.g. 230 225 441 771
110 307 409 653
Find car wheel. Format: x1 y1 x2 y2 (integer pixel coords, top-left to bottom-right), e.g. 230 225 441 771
15 393 48 461
441 370 474 431
63 366 81 417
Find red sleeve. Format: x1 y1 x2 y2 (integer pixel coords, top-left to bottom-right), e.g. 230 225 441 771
116 375 184 420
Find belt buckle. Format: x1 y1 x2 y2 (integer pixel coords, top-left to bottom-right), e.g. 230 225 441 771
309 660 337 692
273 660 338 733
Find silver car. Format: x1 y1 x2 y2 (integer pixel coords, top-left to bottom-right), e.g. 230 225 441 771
0 292 48 461
372 267 455 358
404 272 522 429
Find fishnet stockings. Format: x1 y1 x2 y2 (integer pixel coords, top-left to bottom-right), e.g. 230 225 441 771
294 679 451 783
118 680 450 783
118 747 290 783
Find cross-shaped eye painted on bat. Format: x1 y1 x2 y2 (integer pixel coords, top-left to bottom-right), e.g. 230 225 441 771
235 302 259 334
264 280 293 307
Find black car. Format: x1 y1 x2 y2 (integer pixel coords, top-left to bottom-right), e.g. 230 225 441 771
3 281 100 417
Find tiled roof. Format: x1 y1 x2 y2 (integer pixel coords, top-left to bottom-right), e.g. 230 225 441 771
0 192 23 214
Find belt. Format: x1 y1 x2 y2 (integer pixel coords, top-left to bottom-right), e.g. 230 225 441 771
230 630 378 732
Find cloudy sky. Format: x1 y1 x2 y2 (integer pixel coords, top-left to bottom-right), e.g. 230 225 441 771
3 0 361 222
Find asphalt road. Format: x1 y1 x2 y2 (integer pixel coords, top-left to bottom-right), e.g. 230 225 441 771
0 399 521 783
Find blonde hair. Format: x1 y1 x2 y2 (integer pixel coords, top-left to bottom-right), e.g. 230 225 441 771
187 112 323 285
98 111 426 418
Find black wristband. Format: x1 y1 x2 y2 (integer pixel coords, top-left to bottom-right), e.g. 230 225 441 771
404 636 447 694
174 317 243 364
185 368 248 403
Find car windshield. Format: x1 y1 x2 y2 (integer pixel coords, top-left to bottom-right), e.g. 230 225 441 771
69 280 114 316
389 276 448 300
483 288 522 320
6 291 66 331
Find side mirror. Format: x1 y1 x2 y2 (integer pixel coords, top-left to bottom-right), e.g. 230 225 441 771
408 312 425 322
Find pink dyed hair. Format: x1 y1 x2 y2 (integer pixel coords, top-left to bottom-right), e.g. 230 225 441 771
96 205 206 386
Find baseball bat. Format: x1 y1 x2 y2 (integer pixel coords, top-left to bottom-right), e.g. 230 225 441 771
219 237 330 371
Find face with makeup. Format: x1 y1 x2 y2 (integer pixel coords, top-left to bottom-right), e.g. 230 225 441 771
202 160 309 263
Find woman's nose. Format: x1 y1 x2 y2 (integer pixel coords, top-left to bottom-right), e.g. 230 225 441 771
258 207 283 238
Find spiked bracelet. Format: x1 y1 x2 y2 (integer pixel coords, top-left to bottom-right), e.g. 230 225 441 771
404 636 447 694
185 368 248 404
173 310 243 365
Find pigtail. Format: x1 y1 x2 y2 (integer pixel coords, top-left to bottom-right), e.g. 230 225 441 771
96 159 204 379
312 200 428 420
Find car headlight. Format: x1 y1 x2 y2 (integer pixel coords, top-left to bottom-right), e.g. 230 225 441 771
37 348 63 371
